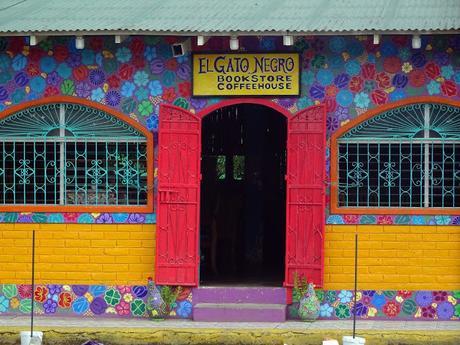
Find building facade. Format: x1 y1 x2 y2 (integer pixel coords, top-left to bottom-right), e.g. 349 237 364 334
0 31 459 321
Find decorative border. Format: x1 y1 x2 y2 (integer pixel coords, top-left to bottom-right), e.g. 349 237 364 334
0 212 457 225
0 284 191 319
0 284 458 321
290 289 460 321
0 212 156 224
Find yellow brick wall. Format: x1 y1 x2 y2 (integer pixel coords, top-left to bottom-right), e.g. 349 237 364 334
0 223 155 285
1 222 459 290
324 225 460 290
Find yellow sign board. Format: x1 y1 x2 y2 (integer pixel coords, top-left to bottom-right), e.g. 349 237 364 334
192 53 300 96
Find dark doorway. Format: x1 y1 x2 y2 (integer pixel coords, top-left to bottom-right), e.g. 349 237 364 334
200 104 287 285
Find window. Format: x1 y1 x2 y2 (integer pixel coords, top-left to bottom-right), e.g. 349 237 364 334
0 102 151 210
334 102 460 211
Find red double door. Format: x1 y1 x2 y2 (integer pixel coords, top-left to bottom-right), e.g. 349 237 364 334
156 104 326 287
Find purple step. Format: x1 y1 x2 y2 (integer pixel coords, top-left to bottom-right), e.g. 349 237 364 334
192 287 286 305
193 303 286 322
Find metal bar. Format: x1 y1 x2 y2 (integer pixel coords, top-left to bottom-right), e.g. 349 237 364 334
424 104 430 208
353 233 358 339
338 139 458 144
30 229 35 338
59 104 65 205
0 137 146 143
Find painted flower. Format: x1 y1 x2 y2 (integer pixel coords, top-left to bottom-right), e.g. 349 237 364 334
115 47 132 63
47 284 62 296
335 304 351 319
415 291 433 307
105 90 121 107
371 293 386 309
353 302 368 317
107 75 121 88
34 286 49 303
338 290 353 304
325 291 337 303
433 291 448 303
0 296 10 312
441 65 454 79
411 52 427 68
121 81 136 97
104 289 121 306
123 293 134 303
392 73 409 88
9 297 20 309
43 299 58 314
18 285 32 299
377 215 393 224
87 69 105 86
135 87 149 101
146 115 159 130
345 60 361 76
148 80 163 96
63 213 79 222
320 303 334 317
335 106 349 121
336 89 353 107
58 292 73 308
397 290 412 299
96 213 114 224
321 112 338 131
401 62 413 74
115 301 131 316
316 69 334 86
90 297 108 315
163 87 177 103
119 64 134 80
176 300 192 318
349 76 363 93
383 301 400 317
421 305 436 318
144 46 157 61
427 80 441 95
127 213 146 223
437 301 454 320
76 82 92 98
46 71 61 86
353 92 370 108
91 87 105 102
376 72 391 89
72 285 89 297
301 70 315 85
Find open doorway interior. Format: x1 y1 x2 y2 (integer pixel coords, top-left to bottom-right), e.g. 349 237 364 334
200 104 287 286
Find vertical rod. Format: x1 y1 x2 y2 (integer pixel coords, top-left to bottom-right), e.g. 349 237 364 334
353 232 358 339
30 229 35 337
424 104 430 207
59 104 65 205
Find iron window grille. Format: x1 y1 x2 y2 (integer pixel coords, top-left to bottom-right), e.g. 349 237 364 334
337 103 460 208
0 103 148 207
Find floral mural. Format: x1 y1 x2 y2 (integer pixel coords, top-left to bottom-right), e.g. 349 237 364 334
1 284 458 321
0 284 192 319
288 289 460 321
0 34 459 224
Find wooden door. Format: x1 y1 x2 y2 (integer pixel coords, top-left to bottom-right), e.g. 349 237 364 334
156 105 201 285
285 105 326 287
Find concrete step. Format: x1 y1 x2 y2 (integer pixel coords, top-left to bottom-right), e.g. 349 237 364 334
193 303 286 322
192 287 286 305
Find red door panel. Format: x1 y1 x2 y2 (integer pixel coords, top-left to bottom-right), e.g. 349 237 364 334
285 105 326 287
156 105 201 286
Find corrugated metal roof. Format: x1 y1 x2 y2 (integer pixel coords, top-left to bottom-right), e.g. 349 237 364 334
0 0 459 35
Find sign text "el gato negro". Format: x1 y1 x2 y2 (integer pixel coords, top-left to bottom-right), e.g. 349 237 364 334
193 53 300 96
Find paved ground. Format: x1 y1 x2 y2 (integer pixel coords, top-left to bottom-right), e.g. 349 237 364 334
1 315 459 330
0 316 459 345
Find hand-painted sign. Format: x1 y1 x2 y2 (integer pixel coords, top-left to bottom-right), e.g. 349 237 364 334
192 53 300 96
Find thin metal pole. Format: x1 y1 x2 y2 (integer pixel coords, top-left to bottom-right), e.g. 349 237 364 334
30 229 35 337
352 233 358 339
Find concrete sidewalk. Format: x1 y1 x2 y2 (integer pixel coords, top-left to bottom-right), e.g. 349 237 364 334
0 316 459 345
